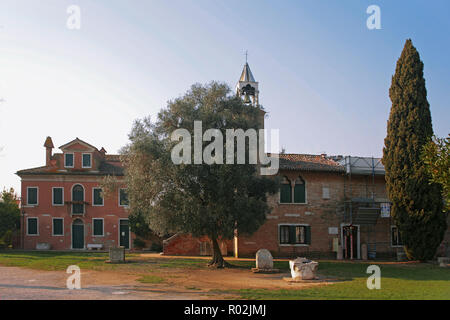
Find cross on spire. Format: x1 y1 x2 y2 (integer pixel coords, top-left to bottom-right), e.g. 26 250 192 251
245 50 248 63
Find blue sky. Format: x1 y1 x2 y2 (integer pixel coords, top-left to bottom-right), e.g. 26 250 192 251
1 0 449 193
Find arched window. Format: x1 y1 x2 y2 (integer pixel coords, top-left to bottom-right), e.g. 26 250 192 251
280 176 292 203
294 176 306 203
72 184 85 214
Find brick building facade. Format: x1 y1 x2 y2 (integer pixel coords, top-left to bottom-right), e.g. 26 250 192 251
236 156 395 258
162 62 450 259
17 137 134 250
163 154 450 259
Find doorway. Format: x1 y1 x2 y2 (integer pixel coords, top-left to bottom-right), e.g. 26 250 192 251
341 224 360 259
72 219 84 249
119 219 130 249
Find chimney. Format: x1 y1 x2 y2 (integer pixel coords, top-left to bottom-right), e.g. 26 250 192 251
43 136 54 166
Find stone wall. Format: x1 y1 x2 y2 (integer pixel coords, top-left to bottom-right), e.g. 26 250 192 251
163 233 231 256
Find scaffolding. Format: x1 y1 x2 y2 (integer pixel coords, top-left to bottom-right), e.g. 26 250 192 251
340 156 387 259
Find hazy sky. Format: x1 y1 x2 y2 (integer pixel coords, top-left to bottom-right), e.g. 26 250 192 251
1 0 449 194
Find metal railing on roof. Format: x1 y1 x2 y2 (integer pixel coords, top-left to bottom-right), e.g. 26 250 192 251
339 156 385 175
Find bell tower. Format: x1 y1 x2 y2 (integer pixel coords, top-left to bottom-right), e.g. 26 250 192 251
236 54 259 107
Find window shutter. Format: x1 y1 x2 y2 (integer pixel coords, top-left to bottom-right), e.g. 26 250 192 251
294 184 305 203
305 226 311 244
72 185 84 214
94 189 103 205
93 219 103 236
280 184 292 203
83 154 91 167
65 154 74 167
53 219 63 235
28 218 38 235
53 188 63 205
28 188 38 205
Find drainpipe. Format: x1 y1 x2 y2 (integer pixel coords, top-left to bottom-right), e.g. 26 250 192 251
21 209 25 249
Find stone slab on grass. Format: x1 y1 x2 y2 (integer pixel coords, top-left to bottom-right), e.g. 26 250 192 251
251 268 280 274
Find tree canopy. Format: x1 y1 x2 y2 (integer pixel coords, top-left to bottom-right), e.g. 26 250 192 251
119 82 278 267
0 188 20 248
383 39 446 261
422 134 450 211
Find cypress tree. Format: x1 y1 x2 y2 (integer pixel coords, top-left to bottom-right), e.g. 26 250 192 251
383 39 446 261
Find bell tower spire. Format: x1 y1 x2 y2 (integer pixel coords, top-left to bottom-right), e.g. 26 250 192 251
236 52 259 106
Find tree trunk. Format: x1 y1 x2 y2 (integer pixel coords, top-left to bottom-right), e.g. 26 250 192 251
208 237 229 268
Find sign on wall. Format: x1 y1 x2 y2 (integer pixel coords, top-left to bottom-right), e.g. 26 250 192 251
328 227 339 235
380 203 391 218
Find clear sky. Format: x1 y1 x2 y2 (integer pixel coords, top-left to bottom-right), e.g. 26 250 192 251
1 0 449 194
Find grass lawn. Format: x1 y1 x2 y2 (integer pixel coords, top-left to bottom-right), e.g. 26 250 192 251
0 251 128 271
229 261 450 300
0 251 448 300
0 251 214 275
137 275 166 284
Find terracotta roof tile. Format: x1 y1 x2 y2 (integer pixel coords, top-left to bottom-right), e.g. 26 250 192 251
16 154 124 176
277 153 345 173
17 150 344 176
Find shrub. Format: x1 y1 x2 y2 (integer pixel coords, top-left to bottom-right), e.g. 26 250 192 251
133 238 146 249
150 242 163 252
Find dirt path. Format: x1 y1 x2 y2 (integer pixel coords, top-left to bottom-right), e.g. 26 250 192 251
0 266 229 300
0 254 340 300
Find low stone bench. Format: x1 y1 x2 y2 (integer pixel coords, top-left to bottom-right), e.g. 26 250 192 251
36 243 51 250
87 244 103 250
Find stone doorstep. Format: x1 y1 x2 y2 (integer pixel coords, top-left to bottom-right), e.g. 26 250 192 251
251 268 280 274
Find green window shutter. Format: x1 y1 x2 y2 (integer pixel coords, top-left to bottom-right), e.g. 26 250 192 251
94 189 103 205
93 219 103 236
72 185 84 214
28 218 38 235
73 185 83 201
280 184 292 203
65 154 74 167
82 154 91 167
28 188 38 205
305 226 311 245
53 219 63 235
294 184 305 203
53 188 63 205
